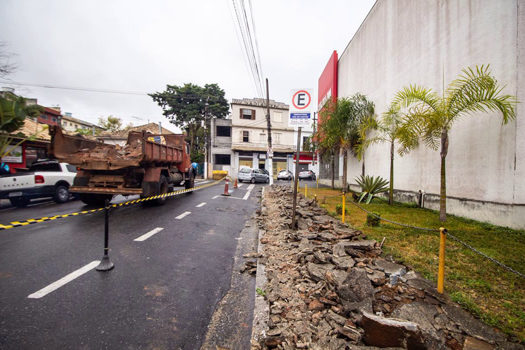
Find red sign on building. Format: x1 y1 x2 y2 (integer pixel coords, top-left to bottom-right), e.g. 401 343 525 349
317 50 338 111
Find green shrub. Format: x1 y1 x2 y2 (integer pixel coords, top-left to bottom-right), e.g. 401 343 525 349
336 204 347 215
366 212 381 226
355 175 389 204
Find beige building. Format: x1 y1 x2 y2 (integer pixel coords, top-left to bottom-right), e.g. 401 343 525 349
61 113 105 134
229 98 312 178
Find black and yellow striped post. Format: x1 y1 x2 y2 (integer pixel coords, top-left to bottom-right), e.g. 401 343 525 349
96 199 114 271
437 227 447 293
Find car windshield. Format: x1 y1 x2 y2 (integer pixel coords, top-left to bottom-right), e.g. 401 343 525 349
279 170 287 174
239 168 251 173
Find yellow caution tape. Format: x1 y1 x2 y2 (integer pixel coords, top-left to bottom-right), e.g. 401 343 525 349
0 178 224 231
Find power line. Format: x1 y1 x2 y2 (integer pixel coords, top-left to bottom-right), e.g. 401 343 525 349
0 80 226 102
0 79 148 96
230 0 265 98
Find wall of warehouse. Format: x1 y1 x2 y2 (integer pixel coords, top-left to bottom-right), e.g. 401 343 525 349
335 0 525 228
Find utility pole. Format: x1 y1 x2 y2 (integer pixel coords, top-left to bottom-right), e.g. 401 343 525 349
265 78 273 185
158 121 162 134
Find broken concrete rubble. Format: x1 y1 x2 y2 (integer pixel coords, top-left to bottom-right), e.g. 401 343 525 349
251 185 523 350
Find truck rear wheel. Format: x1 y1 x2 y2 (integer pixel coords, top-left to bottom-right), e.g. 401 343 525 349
79 194 113 207
184 170 195 194
154 175 169 205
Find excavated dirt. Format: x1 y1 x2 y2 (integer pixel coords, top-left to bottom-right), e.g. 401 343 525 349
249 185 523 350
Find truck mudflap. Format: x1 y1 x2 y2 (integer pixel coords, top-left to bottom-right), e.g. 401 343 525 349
70 186 143 195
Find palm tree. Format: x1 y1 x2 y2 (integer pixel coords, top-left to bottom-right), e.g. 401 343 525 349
393 65 516 221
319 94 375 191
357 102 419 205
316 101 339 189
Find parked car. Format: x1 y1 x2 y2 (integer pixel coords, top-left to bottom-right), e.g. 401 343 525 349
277 170 294 180
0 160 77 207
298 170 316 180
238 168 269 184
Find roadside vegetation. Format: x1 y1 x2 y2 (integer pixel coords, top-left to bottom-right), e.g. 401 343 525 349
303 184 525 341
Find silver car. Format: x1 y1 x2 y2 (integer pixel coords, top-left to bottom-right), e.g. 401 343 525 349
238 168 269 183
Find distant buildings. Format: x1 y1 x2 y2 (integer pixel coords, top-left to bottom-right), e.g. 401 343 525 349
0 87 106 171
61 112 104 134
209 98 314 178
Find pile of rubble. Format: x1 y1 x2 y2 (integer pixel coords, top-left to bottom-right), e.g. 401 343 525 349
76 138 143 161
250 185 522 350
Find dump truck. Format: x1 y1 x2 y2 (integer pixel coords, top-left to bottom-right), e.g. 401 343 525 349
48 126 195 206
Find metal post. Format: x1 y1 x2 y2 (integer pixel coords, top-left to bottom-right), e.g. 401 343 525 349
342 192 346 223
266 78 273 185
437 227 447 293
291 127 302 229
96 199 114 271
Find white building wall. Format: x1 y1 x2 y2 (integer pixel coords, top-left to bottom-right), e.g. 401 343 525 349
337 0 524 228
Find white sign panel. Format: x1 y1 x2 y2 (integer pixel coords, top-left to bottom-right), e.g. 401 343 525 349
1 145 23 163
289 89 313 127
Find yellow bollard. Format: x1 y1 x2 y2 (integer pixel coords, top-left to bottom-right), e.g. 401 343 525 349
316 176 319 191
305 184 308 198
342 192 346 223
437 227 447 293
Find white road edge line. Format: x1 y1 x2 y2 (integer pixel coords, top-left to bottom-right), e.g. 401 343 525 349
175 211 191 220
196 202 207 208
238 183 243 187
27 261 100 299
247 184 255 190
134 227 164 242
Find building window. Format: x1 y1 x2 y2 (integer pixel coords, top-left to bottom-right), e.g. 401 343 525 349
214 154 231 165
242 131 249 142
240 108 255 120
259 133 266 142
274 133 281 144
216 125 231 137
41 115 47 120
273 112 282 122
52 117 56 122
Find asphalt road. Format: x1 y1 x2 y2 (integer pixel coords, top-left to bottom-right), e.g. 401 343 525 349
0 180 265 350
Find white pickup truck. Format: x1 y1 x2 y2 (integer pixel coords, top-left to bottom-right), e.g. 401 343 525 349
0 160 77 207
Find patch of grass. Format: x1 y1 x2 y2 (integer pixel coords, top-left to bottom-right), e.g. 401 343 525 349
307 187 525 340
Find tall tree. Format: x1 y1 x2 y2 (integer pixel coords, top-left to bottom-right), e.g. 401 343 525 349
393 65 516 221
356 102 419 205
98 115 123 133
149 83 229 162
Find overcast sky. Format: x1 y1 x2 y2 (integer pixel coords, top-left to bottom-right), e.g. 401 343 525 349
0 0 375 132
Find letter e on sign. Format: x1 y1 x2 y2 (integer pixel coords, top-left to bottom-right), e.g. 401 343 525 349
292 90 311 110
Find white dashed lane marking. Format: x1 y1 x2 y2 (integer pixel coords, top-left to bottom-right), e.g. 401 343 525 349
27 261 100 299
196 202 207 208
175 211 191 220
134 227 164 242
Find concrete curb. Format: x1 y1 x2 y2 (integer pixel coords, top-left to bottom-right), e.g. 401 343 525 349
250 187 269 346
